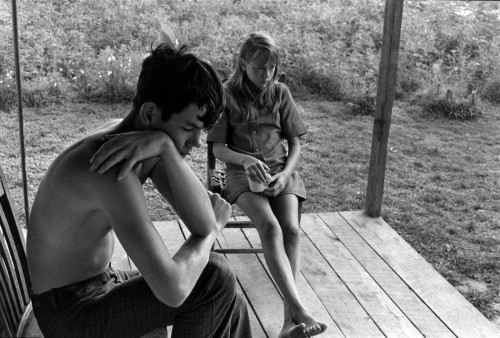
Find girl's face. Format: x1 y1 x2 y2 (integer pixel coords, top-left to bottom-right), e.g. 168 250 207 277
242 52 276 90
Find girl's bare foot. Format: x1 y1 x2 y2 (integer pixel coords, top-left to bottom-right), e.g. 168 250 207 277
303 322 327 337
293 311 327 337
279 313 327 338
279 322 307 338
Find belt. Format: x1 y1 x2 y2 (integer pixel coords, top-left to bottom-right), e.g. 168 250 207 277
32 266 115 309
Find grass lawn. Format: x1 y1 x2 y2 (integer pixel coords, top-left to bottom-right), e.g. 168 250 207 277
1 99 499 320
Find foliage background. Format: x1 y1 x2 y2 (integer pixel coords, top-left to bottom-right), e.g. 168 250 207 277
1 0 499 108
1 0 499 322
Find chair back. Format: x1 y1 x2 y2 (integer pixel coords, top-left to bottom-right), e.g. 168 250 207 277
0 164 31 337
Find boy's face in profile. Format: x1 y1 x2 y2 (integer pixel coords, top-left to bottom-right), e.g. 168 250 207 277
154 103 205 157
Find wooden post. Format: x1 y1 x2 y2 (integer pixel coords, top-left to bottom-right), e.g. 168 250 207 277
11 0 30 226
365 0 404 217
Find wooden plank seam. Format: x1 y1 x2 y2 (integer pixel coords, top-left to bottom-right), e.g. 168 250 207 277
319 213 454 337
335 212 457 335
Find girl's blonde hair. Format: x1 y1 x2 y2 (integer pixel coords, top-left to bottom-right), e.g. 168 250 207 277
226 32 282 121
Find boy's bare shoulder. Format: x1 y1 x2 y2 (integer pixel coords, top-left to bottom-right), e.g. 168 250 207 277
62 131 158 186
55 119 123 175
43 134 110 192
45 119 158 195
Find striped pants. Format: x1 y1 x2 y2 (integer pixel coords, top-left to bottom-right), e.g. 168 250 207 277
32 253 252 338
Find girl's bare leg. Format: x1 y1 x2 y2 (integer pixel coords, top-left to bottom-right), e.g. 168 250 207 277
271 194 327 337
270 194 301 280
236 193 326 337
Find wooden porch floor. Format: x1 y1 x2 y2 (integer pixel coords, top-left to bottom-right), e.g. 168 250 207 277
112 211 500 338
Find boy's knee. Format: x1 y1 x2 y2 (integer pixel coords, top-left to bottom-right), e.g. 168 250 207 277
232 291 249 322
234 291 247 313
207 253 237 295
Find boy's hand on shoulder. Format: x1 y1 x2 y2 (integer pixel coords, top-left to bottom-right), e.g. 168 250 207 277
207 190 231 232
90 130 171 180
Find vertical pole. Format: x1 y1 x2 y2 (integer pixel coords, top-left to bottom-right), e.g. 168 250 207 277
365 0 404 217
11 0 30 225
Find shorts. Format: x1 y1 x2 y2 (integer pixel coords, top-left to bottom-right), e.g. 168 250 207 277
225 168 306 205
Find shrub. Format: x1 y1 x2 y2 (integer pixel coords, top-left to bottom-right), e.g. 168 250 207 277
395 52 428 100
0 74 17 112
347 95 376 116
1 0 499 106
481 80 500 104
73 46 140 103
421 98 482 120
292 65 343 100
396 72 423 101
22 72 66 108
464 289 500 320
0 72 67 111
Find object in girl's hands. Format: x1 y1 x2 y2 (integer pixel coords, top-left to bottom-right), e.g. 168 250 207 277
248 176 267 193
248 172 272 193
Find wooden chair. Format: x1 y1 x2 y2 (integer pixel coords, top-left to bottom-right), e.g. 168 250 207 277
0 164 40 337
207 143 263 254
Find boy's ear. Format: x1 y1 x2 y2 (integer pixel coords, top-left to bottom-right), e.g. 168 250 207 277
139 102 160 127
239 58 246 71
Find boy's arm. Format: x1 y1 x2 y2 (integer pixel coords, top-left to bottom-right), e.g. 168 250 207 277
149 138 230 237
89 131 231 232
94 145 230 308
94 170 217 307
90 130 169 180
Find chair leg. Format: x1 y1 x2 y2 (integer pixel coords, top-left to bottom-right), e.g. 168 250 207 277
214 202 302 254
298 201 302 225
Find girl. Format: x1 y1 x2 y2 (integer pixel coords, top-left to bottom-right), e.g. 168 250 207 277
207 32 327 338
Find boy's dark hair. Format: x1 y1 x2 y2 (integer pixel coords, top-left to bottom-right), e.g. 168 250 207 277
133 43 224 129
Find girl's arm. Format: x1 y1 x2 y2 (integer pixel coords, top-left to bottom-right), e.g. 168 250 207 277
212 142 270 184
282 136 302 177
265 136 302 197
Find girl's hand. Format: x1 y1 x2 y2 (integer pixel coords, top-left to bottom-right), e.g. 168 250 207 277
90 130 170 180
242 157 270 184
264 171 290 197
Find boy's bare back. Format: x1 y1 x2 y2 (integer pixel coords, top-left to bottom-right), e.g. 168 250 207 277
27 121 157 294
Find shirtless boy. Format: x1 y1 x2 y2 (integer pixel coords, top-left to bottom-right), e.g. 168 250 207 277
27 44 252 338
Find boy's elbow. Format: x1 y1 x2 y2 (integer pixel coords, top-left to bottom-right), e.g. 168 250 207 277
191 224 215 237
152 265 197 308
162 294 187 308
160 297 184 308
157 284 190 308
